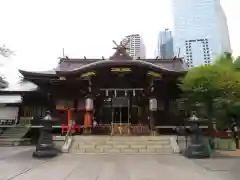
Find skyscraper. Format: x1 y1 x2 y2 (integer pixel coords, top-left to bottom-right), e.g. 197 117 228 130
172 0 231 67
122 34 146 59
156 29 174 59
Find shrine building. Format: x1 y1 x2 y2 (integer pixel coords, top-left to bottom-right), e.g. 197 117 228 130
17 41 187 135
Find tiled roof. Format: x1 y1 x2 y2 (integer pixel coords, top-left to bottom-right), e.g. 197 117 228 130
0 95 22 104
1 81 37 92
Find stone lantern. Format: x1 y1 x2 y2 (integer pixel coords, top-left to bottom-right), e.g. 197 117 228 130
33 111 58 158
183 113 210 158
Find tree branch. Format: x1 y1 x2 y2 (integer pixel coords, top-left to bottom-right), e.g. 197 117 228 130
0 45 14 57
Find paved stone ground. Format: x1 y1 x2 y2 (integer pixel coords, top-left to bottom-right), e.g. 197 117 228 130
177 136 240 180
214 149 240 157
193 158 240 180
0 147 229 180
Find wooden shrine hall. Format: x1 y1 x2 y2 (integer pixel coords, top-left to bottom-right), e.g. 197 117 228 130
18 40 187 135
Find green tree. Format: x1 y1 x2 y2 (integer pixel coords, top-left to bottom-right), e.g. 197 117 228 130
0 45 14 85
180 55 240 128
180 65 222 119
234 56 240 70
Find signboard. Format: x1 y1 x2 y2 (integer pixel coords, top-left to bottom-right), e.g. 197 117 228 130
147 71 161 78
80 71 96 78
111 68 131 72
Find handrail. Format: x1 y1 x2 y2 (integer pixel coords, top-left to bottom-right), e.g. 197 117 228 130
64 121 73 143
62 121 74 152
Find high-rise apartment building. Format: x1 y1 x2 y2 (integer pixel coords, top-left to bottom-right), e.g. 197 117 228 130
172 0 231 67
156 29 174 59
122 34 146 59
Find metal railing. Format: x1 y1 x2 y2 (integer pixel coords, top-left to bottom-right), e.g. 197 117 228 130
65 121 74 140
62 121 74 152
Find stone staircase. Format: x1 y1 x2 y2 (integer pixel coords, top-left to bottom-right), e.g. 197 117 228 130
70 136 179 154
0 126 31 146
53 135 66 150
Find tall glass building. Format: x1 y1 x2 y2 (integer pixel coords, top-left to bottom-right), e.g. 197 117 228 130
172 0 231 67
156 29 174 59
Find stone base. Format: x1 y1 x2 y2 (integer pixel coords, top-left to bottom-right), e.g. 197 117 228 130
183 144 210 159
32 148 59 158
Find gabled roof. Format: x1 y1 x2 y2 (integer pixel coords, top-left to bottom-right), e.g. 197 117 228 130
18 69 57 77
19 58 186 78
18 40 187 78
57 59 186 75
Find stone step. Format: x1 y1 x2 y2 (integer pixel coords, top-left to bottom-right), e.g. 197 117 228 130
0 135 24 139
0 138 31 146
53 136 66 141
70 149 173 154
70 135 175 154
0 127 30 147
1 131 27 134
74 142 171 149
70 145 173 154
74 142 170 147
73 136 171 141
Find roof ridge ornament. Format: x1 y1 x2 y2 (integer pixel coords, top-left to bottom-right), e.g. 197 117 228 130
109 40 132 60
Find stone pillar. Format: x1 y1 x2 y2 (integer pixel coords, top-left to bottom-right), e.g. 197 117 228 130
83 96 94 134
149 98 157 136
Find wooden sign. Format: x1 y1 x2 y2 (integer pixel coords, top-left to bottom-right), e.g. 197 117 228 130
111 68 131 72
147 71 161 78
80 71 96 78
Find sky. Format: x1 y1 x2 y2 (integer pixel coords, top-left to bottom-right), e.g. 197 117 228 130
0 0 239 83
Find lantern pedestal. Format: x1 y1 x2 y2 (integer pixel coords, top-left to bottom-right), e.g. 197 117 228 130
184 144 210 158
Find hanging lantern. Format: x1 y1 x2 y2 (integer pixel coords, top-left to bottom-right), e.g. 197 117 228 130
85 98 94 111
149 98 157 111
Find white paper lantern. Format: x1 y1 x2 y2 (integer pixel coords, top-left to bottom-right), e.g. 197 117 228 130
149 98 157 111
85 98 94 111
